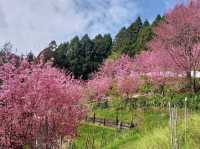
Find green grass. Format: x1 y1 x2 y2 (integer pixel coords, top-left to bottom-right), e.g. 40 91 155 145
102 129 141 149
73 110 169 149
72 123 119 149
117 114 200 149
90 101 169 129
102 110 168 149
73 111 200 149
118 127 170 149
91 108 133 123
73 123 142 149
74 96 200 149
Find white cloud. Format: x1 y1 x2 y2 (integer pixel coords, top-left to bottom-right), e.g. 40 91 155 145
0 0 139 55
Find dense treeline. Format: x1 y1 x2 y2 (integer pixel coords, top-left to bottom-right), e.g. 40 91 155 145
1 15 164 79
112 15 163 57
52 15 163 79
54 34 112 79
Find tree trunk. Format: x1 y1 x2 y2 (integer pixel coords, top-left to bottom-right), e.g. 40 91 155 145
93 112 96 123
116 110 119 125
192 70 197 93
160 84 165 97
186 71 193 91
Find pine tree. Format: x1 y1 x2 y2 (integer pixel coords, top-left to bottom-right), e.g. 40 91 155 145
27 52 35 63
53 34 112 79
112 17 143 57
53 42 69 69
68 36 83 78
152 14 164 27
135 20 153 52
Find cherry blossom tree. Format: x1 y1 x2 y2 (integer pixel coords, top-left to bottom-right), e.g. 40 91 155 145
88 55 140 126
149 0 200 91
113 55 139 98
97 59 116 78
97 55 134 78
116 73 140 98
86 75 112 101
134 49 180 95
0 59 85 148
91 55 139 99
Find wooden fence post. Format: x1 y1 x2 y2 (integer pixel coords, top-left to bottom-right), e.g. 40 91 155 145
185 97 188 146
93 112 96 123
116 113 119 126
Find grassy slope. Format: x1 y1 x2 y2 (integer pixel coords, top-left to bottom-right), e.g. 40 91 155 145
74 97 200 149
103 111 168 149
74 112 200 149
118 114 200 149
73 123 118 149
74 109 168 149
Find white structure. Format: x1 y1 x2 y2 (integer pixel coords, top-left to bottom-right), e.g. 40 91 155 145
191 71 200 78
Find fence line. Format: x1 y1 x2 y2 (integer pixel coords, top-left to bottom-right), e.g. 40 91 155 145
85 115 136 129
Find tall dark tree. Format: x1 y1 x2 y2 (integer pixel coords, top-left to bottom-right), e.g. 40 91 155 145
67 36 82 78
0 42 19 65
93 34 112 62
112 27 130 55
27 52 35 63
152 14 164 27
112 17 143 57
112 16 165 57
128 17 143 37
126 17 143 56
79 34 94 78
134 20 153 52
53 42 69 69
53 34 112 79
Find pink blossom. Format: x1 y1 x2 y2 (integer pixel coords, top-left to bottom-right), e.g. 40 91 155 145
86 75 112 101
149 0 200 75
0 60 85 148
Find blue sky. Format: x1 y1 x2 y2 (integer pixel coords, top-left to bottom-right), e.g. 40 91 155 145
0 0 187 55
